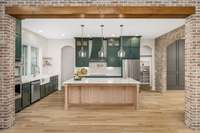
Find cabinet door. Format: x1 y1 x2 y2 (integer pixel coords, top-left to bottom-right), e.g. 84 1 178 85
130 37 140 47
15 98 22 113
125 47 140 59
15 19 22 61
40 85 46 98
15 33 22 61
16 19 21 34
22 83 31 108
122 36 140 48
45 83 49 95
107 39 122 67
90 38 102 60
122 36 140 59
75 38 89 67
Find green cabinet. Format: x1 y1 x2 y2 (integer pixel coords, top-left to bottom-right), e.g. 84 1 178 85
107 38 122 67
40 84 46 98
90 38 103 60
75 38 89 67
15 98 22 113
22 82 31 108
75 36 141 67
50 75 58 93
122 36 141 59
15 19 22 61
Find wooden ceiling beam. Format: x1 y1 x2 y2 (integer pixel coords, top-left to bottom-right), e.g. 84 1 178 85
5 6 195 19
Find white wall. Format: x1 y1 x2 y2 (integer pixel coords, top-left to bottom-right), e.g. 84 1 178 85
22 28 48 75
22 28 75 90
44 39 75 90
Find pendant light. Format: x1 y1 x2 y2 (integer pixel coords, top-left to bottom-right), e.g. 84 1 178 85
98 25 105 58
78 25 87 58
118 25 126 58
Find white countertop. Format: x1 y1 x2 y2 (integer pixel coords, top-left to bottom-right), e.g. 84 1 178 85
22 74 58 84
64 78 140 85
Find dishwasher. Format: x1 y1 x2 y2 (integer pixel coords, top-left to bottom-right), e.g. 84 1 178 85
31 80 41 103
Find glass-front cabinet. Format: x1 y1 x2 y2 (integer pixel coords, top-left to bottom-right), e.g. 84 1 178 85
75 36 141 67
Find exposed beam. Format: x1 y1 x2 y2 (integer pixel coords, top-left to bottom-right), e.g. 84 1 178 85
5 6 195 19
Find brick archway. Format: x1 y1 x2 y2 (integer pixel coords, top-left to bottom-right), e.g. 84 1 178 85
0 2 199 130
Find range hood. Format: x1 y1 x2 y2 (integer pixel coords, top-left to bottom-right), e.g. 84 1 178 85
89 38 107 61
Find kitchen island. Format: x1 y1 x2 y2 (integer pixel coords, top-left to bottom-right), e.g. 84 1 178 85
64 78 140 110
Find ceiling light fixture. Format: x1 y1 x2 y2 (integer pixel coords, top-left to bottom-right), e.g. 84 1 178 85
78 25 87 58
118 25 126 58
38 30 43 33
98 25 106 58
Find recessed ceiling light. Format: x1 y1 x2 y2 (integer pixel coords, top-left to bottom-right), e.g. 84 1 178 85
38 30 43 33
134 34 141 36
111 34 116 37
61 33 65 37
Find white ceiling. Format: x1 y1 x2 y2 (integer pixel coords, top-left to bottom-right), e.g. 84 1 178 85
22 19 185 39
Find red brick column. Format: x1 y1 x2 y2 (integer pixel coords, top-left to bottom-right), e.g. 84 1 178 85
185 3 200 129
0 5 15 128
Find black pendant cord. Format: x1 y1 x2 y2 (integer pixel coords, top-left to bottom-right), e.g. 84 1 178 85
81 25 84 50
120 24 123 49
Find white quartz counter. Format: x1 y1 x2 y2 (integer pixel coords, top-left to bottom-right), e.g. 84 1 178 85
22 74 58 84
64 78 140 85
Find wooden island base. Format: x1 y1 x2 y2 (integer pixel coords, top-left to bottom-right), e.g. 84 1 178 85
65 84 139 110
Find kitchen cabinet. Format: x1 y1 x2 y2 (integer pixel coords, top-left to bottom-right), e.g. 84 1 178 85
90 38 104 61
15 75 58 113
45 83 51 95
40 84 46 98
15 19 22 61
15 84 22 112
15 98 22 112
22 82 31 108
75 36 140 67
122 36 141 59
50 75 58 92
75 38 89 67
107 38 122 67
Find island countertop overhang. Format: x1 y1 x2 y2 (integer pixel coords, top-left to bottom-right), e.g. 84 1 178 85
64 78 140 86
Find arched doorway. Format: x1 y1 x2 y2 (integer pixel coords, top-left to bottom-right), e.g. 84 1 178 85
167 39 185 90
61 46 75 86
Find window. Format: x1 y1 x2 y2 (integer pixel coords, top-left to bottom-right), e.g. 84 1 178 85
31 47 39 75
22 45 28 76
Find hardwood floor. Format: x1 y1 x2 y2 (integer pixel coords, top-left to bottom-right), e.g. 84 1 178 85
2 90 197 133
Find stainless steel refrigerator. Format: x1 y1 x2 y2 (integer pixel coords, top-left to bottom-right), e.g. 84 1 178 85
122 59 140 81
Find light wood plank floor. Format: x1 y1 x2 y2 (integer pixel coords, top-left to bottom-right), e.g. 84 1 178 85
2 90 197 133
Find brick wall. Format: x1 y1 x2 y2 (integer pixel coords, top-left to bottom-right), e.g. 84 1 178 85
0 0 199 130
155 26 185 92
0 5 15 129
185 1 200 129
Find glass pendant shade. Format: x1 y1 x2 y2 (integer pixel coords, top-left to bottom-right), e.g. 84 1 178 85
78 47 87 58
117 48 125 58
78 25 87 58
98 25 105 58
98 48 105 58
118 25 126 58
